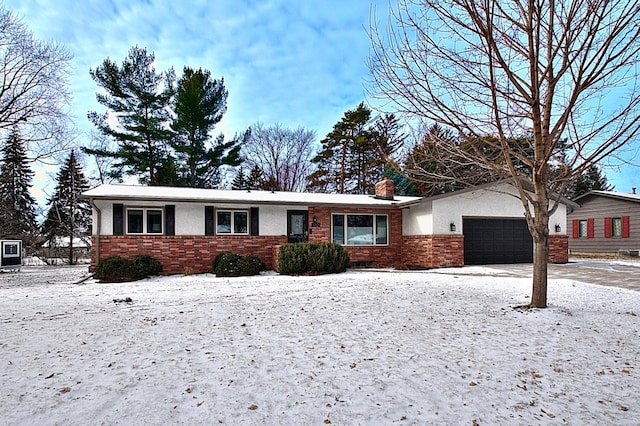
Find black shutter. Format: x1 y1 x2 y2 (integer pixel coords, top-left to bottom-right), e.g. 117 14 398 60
165 205 175 236
205 206 214 236
250 207 259 236
113 203 124 235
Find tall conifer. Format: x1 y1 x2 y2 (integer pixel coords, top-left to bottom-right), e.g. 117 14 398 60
42 150 91 264
0 128 38 242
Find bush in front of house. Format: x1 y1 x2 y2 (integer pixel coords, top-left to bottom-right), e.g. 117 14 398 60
95 254 163 282
278 242 350 275
212 252 265 277
132 254 163 277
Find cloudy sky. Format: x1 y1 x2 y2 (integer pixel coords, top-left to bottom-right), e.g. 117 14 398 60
4 0 639 194
6 0 385 143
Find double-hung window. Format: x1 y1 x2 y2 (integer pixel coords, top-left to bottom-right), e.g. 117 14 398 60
126 208 163 234
612 217 622 237
578 220 588 238
216 210 248 234
332 214 388 246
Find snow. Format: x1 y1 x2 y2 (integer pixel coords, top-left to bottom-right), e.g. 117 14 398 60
1 266 639 425
82 184 421 207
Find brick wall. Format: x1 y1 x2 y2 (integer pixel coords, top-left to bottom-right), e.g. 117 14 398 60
307 206 404 267
548 235 569 264
401 235 465 269
93 235 287 275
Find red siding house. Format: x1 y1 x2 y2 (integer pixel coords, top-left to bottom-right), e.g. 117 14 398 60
567 190 640 256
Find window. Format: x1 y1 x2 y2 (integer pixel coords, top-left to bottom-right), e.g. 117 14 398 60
332 214 388 246
126 208 163 234
612 217 622 237
216 210 248 234
4 243 18 256
578 220 588 238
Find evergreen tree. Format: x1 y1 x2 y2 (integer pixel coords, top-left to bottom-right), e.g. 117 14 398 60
231 166 247 190
85 46 176 185
42 150 91 264
246 165 265 190
307 102 380 193
171 67 241 188
0 128 38 243
567 164 613 199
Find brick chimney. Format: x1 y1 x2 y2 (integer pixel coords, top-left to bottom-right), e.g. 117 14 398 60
375 177 395 200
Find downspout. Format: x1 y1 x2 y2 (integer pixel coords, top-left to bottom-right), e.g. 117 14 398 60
89 199 101 271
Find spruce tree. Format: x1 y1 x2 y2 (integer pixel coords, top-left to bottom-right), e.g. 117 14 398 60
42 150 91 264
0 128 38 243
567 164 613 199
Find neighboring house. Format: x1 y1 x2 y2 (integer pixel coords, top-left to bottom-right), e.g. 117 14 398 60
81 178 571 275
567 189 640 255
40 237 92 261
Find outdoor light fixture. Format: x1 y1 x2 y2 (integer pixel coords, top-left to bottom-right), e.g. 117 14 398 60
450 222 456 232
312 216 318 224
555 224 562 232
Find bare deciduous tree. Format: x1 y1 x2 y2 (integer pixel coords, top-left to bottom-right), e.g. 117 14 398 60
243 123 316 192
368 0 640 307
0 6 74 161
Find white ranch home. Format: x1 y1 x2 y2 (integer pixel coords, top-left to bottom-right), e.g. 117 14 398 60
82 178 571 274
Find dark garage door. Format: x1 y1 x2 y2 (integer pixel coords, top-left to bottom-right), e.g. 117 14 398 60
463 218 533 265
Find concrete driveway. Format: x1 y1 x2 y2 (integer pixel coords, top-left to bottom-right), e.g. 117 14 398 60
446 258 640 291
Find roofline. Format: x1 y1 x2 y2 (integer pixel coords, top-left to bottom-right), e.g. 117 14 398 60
81 186 416 209
572 190 640 204
402 178 580 209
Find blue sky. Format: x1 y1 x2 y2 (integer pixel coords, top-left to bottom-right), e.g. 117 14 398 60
5 0 383 145
4 0 639 195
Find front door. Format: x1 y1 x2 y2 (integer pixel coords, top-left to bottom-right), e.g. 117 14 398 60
287 210 308 243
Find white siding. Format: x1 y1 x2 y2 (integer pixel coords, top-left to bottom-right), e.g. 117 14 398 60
91 200 302 236
402 183 569 236
403 201 433 235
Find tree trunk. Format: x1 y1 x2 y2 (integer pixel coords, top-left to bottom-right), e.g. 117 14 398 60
531 234 548 308
530 180 550 308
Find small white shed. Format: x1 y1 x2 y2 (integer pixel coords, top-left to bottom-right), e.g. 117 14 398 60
1 240 22 270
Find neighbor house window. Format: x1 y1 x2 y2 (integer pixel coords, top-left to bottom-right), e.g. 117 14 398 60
578 220 588 238
126 208 163 234
332 214 388 245
216 210 248 234
612 217 622 237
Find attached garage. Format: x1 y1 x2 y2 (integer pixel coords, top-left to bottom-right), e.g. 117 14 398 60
463 218 533 265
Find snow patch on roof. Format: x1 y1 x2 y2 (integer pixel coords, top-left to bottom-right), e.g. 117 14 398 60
81 184 422 207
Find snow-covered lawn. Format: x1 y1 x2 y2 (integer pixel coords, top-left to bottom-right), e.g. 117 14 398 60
1 267 638 425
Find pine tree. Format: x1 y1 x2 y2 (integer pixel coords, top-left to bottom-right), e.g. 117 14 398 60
42 151 91 264
231 166 247 190
246 165 265 190
0 128 38 243
85 46 176 185
567 164 613 199
307 102 376 193
171 67 242 188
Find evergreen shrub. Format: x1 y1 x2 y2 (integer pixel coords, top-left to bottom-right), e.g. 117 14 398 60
95 254 163 282
212 252 265 277
278 242 350 275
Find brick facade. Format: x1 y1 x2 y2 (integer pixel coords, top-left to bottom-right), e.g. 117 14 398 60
548 235 569 264
93 235 287 275
401 235 465 269
307 206 404 267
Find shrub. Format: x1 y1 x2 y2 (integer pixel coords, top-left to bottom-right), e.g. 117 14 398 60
132 254 163 278
94 254 163 282
278 242 350 275
213 252 265 277
212 251 233 273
